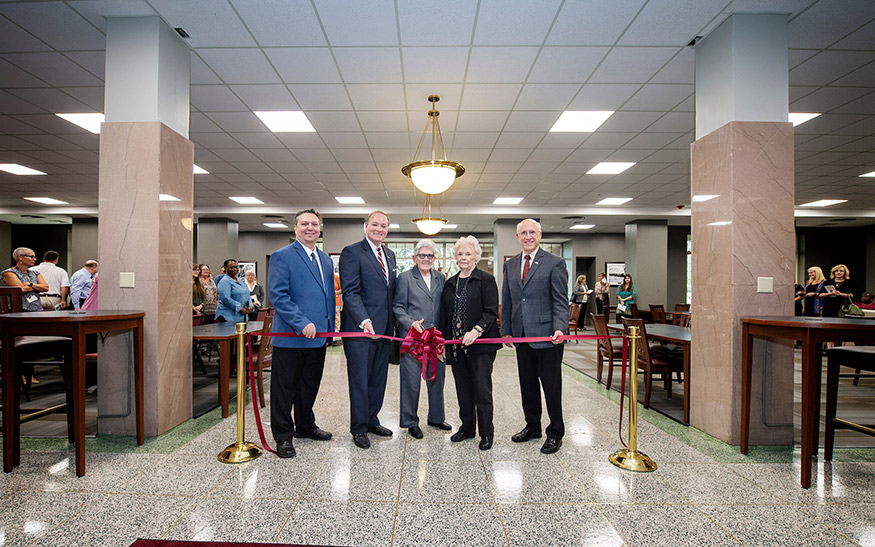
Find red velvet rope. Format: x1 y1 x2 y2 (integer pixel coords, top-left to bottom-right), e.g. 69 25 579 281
244 328 627 453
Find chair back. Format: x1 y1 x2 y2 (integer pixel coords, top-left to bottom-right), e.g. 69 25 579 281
629 303 640 318
256 307 269 321
192 314 203 327
0 286 23 313
674 303 690 312
255 315 274 365
623 317 653 369
649 304 666 323
568 303 581 326
679 314 691 328
591 313 612 354
201 312 218 325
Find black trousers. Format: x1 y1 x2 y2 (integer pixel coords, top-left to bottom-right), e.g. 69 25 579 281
451 350 495 438
516 343 565 439
595 298 605 315
270 345 327 443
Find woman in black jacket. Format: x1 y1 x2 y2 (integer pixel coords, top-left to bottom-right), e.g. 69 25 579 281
439 236 501 451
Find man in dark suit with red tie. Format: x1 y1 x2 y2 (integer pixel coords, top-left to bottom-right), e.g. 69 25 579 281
340 211 397 449
501 218 569 454
268 209 335 458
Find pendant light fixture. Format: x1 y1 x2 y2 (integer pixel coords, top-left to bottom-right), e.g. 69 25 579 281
413 195 447 235
402 95 464 195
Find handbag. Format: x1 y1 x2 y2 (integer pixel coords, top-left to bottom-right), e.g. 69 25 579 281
839 297 865 318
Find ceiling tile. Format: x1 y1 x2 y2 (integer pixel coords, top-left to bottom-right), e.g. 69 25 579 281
460 83 523 110
515 83 580 110
504 111 560 132
149 0 257 48
316 0 398 46
265 48 342 84
346 84 406 110
1 2 106 50
306 111 361 132
209 112 271 133
402 47 469 83
569 83 642 110
618 0 728 47
547 0 645 45
466 47 539 83
590 47 678 83
191 85 249 111
287 84 352 111
397 0 477 46
789 50 875 86
623 84 694 111
334 47 402 83
473 0 562 46
229 84 300 111
198 48 281 84
649 48 695 84
357 111 408 132
4 53 102 87
788 0 875 49
230 0 326 47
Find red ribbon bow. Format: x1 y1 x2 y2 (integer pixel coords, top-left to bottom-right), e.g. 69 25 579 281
400 326 445 381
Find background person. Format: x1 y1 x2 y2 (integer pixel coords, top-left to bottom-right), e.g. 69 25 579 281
501 219 568 455
2 247 48 312
215 259 252 323
69 260 98 309
198 264 218 315
857 292 875 310
616 274 637 319
192 264 205 314
571 274 591 330
340 211 397 449
802 266 826 317
393 239 448 440
267 209 335 458
593 272 609 316
820 263 856 318
440 236 500 450
31 250 69 310
244 270 264 321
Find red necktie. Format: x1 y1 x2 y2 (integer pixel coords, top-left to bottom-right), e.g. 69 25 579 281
377 247 388 285
522 254 531 283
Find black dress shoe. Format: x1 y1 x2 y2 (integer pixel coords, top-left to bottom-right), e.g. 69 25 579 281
367 425 393 437
511 427 542 443
540 437 562 454
352 433 370 449
450 430 475 443
479 436 493 450
296 427 333 441
408 426 423 439
275 439 296 458
427 421 452 431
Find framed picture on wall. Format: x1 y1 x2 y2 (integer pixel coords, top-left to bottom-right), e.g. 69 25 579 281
606 262 625 286
329 253 341 274
238 262 256 279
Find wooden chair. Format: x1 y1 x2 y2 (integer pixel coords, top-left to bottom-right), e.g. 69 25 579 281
629 303 640 318
622 318 683 409
649 304 666 324
592 313 624 389
255 307 270 321
568 303 582 342
824 346 875 460
0 286 74 433
255 313 274 408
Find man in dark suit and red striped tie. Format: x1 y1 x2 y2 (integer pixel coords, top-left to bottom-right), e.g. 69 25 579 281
501 218 569 454
340 211 397 449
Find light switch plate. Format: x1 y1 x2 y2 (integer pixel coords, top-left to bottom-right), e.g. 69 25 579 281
757 277 773 293
119 272 135 288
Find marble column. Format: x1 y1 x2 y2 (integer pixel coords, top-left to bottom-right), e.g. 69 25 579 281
624 220 668 309
690 14 795 445
97 17 192 436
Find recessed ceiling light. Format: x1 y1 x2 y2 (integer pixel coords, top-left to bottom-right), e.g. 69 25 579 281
229 196 264 205
254 111 316 132
596 197 632 206
692 194 719 202
587 162 635 175
1 164 47 176
571 224 595 230
389 224 400 229
493 197 523 205
263 222 288 229
549 111 614 132
798 199 847 207
336 196 365 204
443 224 458 229
24 197 68 205
708 221 732 226
55 112 104 134
859 171 875 177
788 112 821 127
159 194 180 201
193 164 209 174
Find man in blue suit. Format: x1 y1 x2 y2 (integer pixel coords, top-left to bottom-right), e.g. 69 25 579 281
268 209 335 458
501 218 569 454
340 211 397 449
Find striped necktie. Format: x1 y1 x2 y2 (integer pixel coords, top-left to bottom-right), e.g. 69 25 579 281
377 247 388 285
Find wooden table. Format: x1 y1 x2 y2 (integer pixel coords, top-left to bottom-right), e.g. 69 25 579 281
1 310 145 477
608 322 691 424
740 316 875 488
192 321 263 418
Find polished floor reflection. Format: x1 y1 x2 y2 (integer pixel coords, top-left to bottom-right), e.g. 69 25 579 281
2 347 874 546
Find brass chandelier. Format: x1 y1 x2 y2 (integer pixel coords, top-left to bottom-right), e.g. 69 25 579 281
402 95 465 195
412 195 447 235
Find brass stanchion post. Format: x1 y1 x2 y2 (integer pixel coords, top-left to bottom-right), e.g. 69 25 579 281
218 322 263 463
609 325 657 472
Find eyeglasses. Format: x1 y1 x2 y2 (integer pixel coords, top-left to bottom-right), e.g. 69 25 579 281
22 255 36 259
416 254 435 259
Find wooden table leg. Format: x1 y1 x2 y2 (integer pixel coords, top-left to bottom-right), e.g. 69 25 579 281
219 339 230 418
72 327 86 477
682 342 690 425
799 332 819 489
135 318 144 445
740 322 752 454
2 324 16 473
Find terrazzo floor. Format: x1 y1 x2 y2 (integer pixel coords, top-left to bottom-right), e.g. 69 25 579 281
2 345 875 546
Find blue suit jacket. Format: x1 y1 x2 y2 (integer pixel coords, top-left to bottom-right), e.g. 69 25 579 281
501 248 569 349
339 238 396 336
268 240 335 348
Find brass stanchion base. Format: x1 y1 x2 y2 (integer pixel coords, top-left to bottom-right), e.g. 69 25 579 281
609 449 657 472
218 442 263 464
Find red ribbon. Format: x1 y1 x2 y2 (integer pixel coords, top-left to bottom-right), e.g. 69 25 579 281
399 326 444 381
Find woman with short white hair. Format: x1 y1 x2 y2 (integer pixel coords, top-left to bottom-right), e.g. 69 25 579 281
2 247 48 312
439 236 500 450
392 238 448 439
